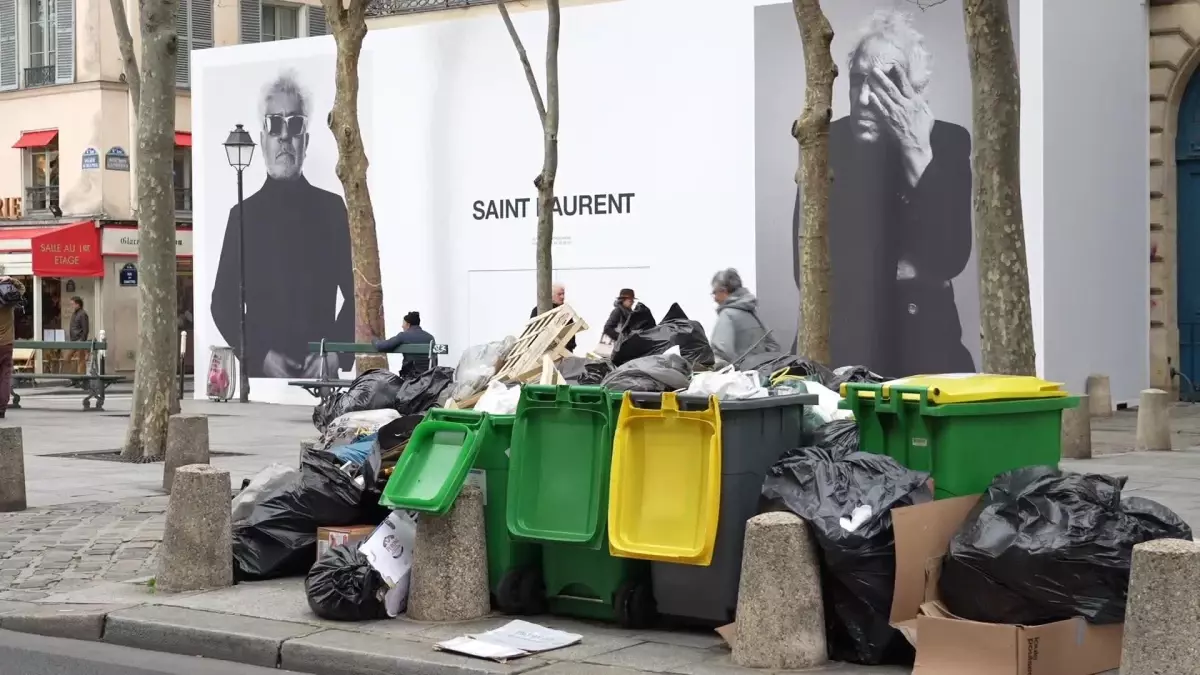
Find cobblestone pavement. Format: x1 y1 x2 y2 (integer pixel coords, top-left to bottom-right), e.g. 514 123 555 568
0 496 165 601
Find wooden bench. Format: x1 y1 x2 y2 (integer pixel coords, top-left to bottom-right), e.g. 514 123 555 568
10 340 127 411
287 339 450 404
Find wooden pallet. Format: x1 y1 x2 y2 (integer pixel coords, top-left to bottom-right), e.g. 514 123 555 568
492 304 586 383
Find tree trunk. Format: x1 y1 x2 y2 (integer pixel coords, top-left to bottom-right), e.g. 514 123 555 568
791 0 835 365
107 0 140 111
122 0 178 461
964 0 1035 375
323 0 386 373
499 0 560 314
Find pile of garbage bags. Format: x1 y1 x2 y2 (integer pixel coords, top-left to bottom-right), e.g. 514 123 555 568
762 440 931 665
939 466 1193 626
313 368 455 432
612 304 715 368
232 449 385 581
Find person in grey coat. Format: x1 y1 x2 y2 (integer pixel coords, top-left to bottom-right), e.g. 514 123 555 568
709 269 780 366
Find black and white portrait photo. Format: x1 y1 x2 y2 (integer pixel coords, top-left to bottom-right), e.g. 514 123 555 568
755 1 1019 377
209 68 355 379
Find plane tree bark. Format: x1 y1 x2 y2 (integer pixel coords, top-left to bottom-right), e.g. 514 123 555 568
122 0 179 460
791 0 835 365
322 0 387 373
498 0 561 313
964 0 1035 374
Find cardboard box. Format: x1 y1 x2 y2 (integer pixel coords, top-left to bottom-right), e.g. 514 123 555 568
316 525 376 559
890 497 1123 675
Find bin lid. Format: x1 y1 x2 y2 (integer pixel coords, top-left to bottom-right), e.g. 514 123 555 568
608 392 722 565
378 419 483 514
853 373 1068 404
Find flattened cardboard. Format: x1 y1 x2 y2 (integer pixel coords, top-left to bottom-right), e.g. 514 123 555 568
889 497 1123 675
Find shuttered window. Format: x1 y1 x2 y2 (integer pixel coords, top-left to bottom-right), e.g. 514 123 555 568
306 5 325 37
0 0 16 91
54 0 72 84
175 0 212 89
239 0 260 43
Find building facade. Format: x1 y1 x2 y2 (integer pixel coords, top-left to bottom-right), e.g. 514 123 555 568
0 0 326 373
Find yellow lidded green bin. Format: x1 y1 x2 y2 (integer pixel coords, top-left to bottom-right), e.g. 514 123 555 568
840 374 1080 499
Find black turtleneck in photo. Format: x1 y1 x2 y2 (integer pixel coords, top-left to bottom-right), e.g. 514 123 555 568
211 174 355 378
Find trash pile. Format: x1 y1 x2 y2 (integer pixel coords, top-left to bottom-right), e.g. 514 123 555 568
223 302 1190 675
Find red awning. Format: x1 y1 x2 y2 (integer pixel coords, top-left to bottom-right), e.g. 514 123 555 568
0 227 59 243
31 221 103 277
12 130 58 149
175 132 192 147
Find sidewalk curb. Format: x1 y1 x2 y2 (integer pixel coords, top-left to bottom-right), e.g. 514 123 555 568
0 602 551 675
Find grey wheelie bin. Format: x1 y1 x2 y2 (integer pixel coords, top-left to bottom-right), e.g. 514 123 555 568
642 392 818 624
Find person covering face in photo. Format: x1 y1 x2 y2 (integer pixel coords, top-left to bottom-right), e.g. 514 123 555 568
792 9 975 376
211 70 355 379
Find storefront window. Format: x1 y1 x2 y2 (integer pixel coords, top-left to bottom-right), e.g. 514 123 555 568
41 277 61 337
13 275 33 340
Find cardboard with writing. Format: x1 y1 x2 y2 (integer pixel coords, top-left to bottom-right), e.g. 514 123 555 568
890 497 1123 675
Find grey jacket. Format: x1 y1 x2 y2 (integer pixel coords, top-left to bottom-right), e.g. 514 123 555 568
710 288 779 365
69 309 89 342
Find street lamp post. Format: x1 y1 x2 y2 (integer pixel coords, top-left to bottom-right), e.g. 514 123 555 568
223 124 255 404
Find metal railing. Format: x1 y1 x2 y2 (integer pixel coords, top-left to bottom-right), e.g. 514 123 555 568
174 187 193 212
23 65 55 88
24 185 59 212
367 0 499 16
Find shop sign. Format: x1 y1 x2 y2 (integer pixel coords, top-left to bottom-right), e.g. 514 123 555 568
82 148 100 170
102 228 193 256
119 263 138 287
0 197 21 219
105 147 130 172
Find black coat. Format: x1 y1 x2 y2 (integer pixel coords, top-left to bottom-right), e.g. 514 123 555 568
211 176 355 378
793 118 975 377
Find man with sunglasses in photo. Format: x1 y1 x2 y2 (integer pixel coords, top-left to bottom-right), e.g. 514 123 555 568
211 70 355 380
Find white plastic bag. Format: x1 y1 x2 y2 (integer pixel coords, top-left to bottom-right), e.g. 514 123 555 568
320 408 401 450
804 380 855 424
476 380 520 415
231 463 298 523
359 511 417 617
686 369 768 400
450 337 516 402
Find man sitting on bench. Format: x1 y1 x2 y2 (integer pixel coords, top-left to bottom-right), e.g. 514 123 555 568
0 276 26 418
374 311 436 376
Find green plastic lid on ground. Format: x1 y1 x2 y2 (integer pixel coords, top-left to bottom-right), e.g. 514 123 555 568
507 385 615 547
379 419 483 514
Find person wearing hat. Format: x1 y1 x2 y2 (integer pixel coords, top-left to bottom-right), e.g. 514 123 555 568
374 311 437 375
602 288 655 342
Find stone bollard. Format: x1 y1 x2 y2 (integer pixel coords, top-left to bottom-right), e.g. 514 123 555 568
1061 394 1092 460
157 465 233 593
0 427 26 512
1086 374 1113 417
162 414 211 493
731 512 826 669
1120 539 1200 675
407 485 490 622
1135 389 1172 452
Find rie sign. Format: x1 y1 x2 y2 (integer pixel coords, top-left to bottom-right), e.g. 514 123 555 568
32 221 104 277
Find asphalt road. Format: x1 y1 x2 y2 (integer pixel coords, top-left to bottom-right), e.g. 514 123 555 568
0 629 305 675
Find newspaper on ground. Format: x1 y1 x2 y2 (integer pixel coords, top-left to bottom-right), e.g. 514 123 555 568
434 620 583 662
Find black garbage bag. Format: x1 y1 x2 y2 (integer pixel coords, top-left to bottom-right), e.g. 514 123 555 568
581 360 614 385
762 447 933 665
827 365 889 392
314 369 406 432
938 467 1193 626
393 366 454 415
558 357 615 385
232 450 381 581
305 544 390 621
740 352 834 384
601 352 691 392
611 303 715 368
799 419 859 457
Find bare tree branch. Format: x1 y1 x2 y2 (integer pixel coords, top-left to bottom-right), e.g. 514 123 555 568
498 0 547 126
792 0 835 364
903 0 949 8
107 0 141 110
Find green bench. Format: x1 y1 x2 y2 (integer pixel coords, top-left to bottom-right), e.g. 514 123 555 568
11 340 127 411
287 339 450 403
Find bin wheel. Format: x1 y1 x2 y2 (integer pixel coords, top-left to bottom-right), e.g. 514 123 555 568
496 569 524 614
517 567 547 615
615 580 657 630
